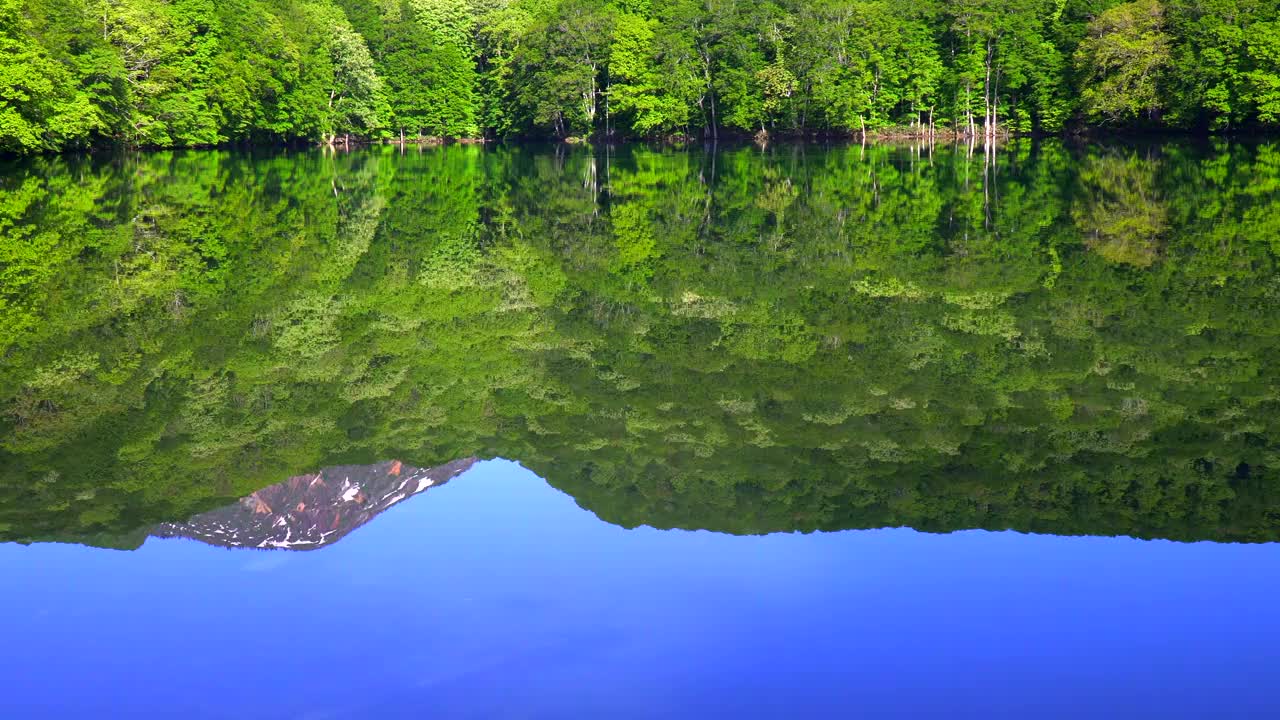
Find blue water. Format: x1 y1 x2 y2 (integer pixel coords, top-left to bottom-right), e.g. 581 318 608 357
3 459 1279 719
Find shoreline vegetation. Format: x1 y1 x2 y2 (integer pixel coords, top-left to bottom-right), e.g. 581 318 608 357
336 124 1260 145
16 126 1268 158
5 0 1280 156
34 123 1269 157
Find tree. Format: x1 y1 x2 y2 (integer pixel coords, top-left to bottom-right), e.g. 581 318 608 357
1075 0 1173 124
706 0 778 133
373 1 479 138
608 11 696 135
319 10 389 140
7 0 1280 152
514 0 615 137
0 0 97 151
1244 21 1280 123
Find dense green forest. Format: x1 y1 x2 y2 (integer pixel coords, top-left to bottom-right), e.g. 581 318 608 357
3 141 1280 544
5 0 1280 153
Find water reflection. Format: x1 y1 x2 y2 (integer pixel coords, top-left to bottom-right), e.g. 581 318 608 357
8 460 1279 719
152 459 475 550
2 141 1279 547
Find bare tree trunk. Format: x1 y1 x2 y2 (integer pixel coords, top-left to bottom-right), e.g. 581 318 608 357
984 39 993 142
710 91 718 142
701 52 716 140
584 63 598 131
993 69 1001 140
966 83 975 137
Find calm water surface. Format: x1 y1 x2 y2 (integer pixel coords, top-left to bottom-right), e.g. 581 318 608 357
2 141 1280 717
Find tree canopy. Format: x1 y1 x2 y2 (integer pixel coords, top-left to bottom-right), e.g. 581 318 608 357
6 0 1280 151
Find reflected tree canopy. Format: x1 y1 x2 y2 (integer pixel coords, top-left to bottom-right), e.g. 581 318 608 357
2 141 1279 546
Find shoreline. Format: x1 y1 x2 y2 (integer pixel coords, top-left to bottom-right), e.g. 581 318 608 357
5 128 1278 160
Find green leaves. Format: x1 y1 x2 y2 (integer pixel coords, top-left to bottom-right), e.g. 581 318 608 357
0 0 99 151
324 12 389 137
511 0 616 137
1244 21 1280 123
1074 0 1173 124
608 11 692 135
6 0 1280 150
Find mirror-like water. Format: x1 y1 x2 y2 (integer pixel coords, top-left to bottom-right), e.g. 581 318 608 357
2 141 1280 716
5 460 1280 719
4 141 1279 545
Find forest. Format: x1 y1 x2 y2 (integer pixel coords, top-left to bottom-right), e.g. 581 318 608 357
5 0 1280 152
2 141 1279 545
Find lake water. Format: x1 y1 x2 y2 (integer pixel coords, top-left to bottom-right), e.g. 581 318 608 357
2 141 1280 717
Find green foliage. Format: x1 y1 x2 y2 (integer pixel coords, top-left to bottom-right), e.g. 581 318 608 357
3 142 1280 547
8 0 1280 152
513 0 616 137
342 0 480 138
1159 0 1280 129
319 6 390 138
608 11 693 135
0 0 101 152
1075 0 1173 124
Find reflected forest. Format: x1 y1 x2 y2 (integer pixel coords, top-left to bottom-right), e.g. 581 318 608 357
3 141 1280 548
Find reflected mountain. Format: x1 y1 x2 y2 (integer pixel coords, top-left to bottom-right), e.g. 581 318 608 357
151 459 475 550
3 142 1280 547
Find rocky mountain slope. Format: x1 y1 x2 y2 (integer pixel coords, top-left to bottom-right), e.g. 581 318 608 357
151 459 476 550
